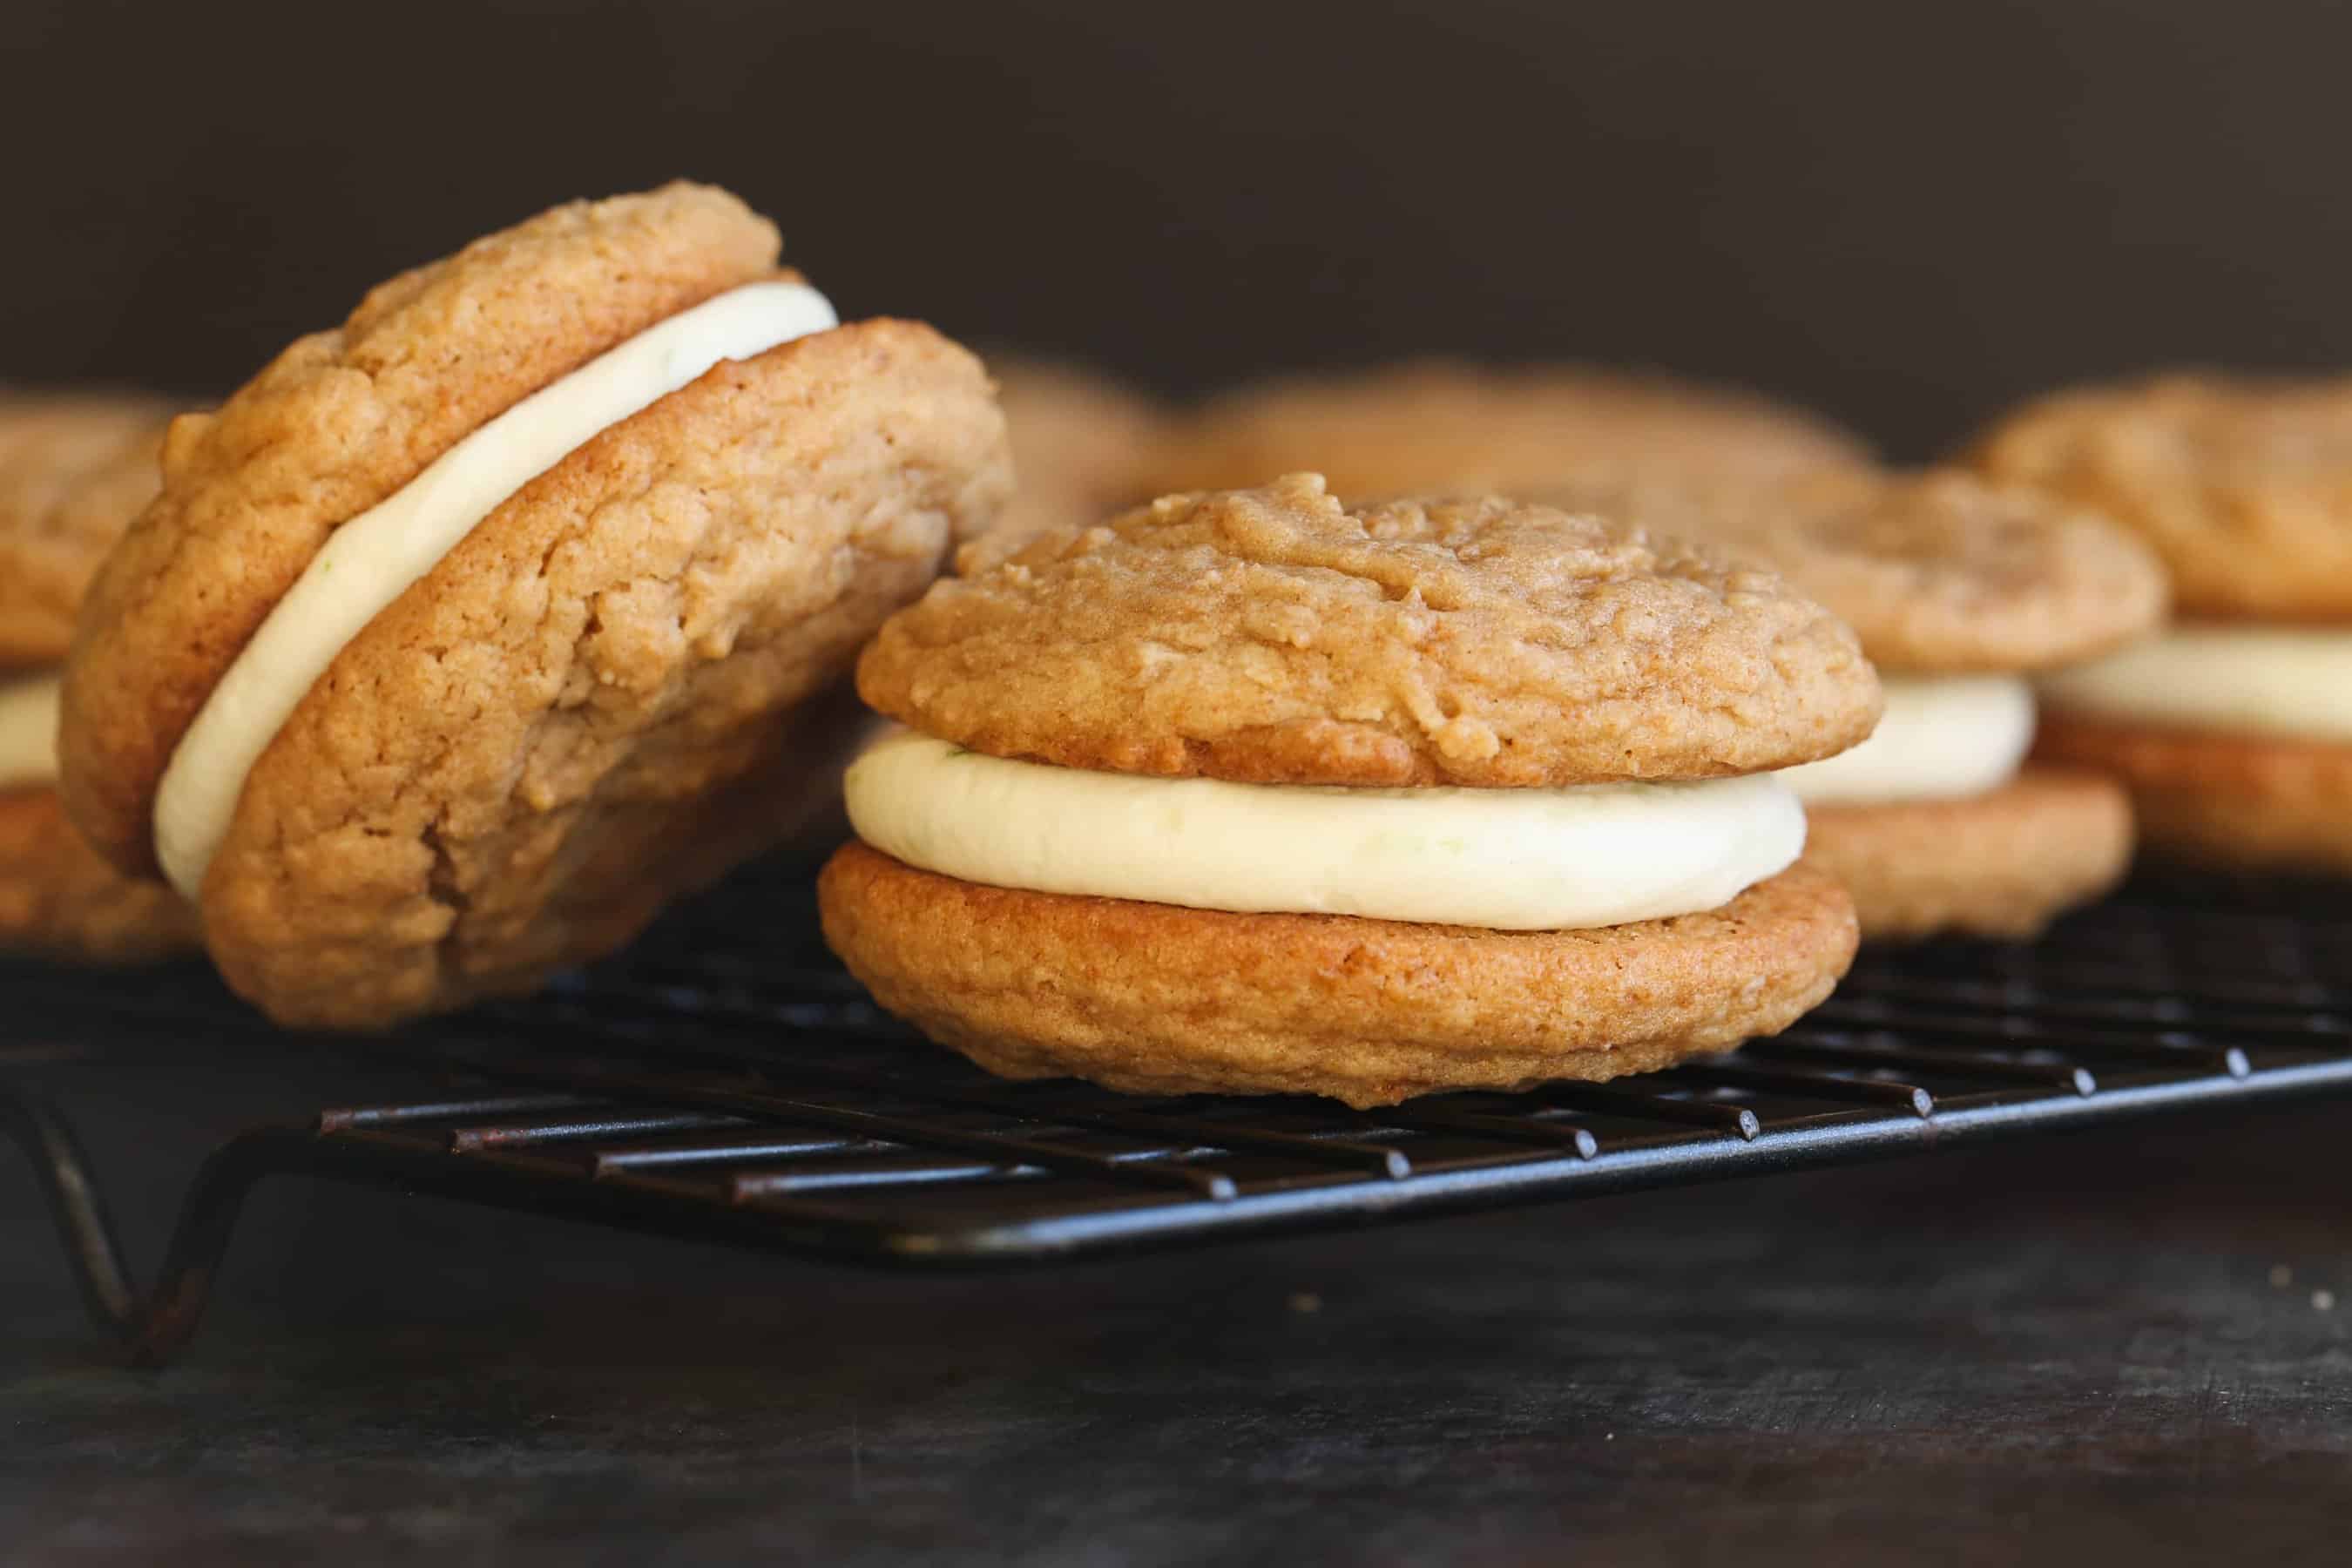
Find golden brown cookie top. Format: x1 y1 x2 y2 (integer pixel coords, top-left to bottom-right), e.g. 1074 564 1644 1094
1967 372 2352 621
1160 362 1873 498
62 182 786 873
859 473 1881 787
986 357 1169 544
1550 468 2171 673
0 394 175 670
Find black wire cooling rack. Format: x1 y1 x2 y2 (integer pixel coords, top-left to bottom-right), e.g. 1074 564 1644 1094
6 857 2351 1365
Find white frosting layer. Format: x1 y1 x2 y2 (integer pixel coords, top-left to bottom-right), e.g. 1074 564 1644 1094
0 674 60 790
2038 625 2352 743
844 727 1806 931
1778 674 2035 805
152 279 839 899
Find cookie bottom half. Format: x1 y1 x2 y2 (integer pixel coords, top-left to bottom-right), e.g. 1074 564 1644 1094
2034 716 2352 875
0 787 199 964
1798 766 2134 942
817 842 1856 1108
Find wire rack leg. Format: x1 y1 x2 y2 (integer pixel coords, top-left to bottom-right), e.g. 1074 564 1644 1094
1 1087 140 1342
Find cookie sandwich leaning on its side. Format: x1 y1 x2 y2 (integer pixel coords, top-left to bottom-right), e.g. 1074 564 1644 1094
821 474 1880 1108
57 183 1013 1025
0 395 200 962
1971 373 2352 872
1571 467 2170 938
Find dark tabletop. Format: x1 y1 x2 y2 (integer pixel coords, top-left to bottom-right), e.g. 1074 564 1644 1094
5 1038 2350 1567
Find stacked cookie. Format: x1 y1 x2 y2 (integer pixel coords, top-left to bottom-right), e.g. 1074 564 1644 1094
1617 467 2172 936
55 183 1013 1025
1973 374 2352 872
0 396 199 962
821 474 1876 1107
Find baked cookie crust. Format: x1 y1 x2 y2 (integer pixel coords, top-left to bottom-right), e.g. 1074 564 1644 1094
1550 468 2170 674
820 843 1857 1108
2034 714 2352 874
1968 372 2352 622
861 474 1881 787
193 321 1010 1027
1799 767 2134 940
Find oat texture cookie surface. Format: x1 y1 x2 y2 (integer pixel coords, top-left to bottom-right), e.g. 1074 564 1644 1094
862 473 1881 788
825 475 1871 1106
1164 362 1872 498
57 183 1012 1024
1561 467 2170 673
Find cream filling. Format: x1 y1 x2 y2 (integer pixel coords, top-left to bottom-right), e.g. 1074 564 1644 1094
843 727 1806 930
1777 674 2035 805
152 279 840 899
2037 625 2352 743
0 674 60 791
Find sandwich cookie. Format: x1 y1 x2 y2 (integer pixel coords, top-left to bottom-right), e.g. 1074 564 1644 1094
0 396 200 961
820 474 1876 1107
1575 467 2167 937
986 357 1169 544
59 183 1012 1024
1972 374 2352 871
1162 362 1873 499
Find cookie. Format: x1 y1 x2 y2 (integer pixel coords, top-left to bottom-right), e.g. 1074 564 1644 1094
0 786 198 963
986 357 1168 544
1968 372 2352 621
1161 362 1872 499
824 475 1872 1105
57 183 1013 1025
2034 715 2352 875
1553 467 2170 673
0 396 199 963
1970 373 2352 873
821 844 1855 1107
1547 466 2164 938
0 394 176 668
1798 767 2134 940
863 474 1882 788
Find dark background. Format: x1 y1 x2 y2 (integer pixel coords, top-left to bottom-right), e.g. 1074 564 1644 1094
7 0 2349 458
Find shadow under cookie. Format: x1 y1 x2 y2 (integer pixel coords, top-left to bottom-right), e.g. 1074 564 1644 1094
1797 766 2133 941
819 844 1858 1110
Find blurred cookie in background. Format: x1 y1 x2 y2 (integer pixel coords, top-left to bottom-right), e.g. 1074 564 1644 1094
1552 466 2170 938
983 356 1170 544
1161 361 1872 498
1972 373 2352 873
0 394 181 666
0 393 201 962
